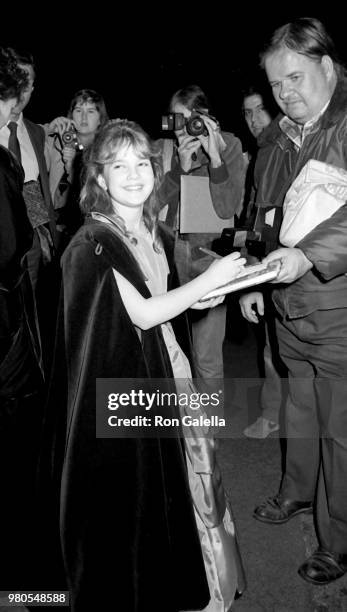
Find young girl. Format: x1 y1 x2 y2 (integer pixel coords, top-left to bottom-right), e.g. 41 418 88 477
45 119 246 611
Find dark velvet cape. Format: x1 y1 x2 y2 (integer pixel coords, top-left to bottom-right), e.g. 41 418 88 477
41 217 209 611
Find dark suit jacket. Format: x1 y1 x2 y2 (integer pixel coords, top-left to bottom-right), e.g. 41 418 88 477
24 118 58 247
0 145 43 395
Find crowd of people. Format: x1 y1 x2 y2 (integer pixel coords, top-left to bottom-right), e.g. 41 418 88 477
1 14 347 611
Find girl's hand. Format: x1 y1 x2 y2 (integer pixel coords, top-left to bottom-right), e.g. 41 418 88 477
204 251 246 289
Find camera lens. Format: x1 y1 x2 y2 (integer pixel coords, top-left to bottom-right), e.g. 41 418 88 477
62 131 74 144
186 115 205 137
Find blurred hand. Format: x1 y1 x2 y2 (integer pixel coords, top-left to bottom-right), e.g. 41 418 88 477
239 291 264 324
48 116 76 135
263 247 312 283
62 145 77 174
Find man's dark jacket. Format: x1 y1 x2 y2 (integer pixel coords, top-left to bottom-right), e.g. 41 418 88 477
0 145 42 398
254 75 347 318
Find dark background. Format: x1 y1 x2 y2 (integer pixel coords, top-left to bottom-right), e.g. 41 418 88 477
3 11 345 144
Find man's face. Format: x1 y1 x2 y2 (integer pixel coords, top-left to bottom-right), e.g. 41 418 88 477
243 94 272 138
0 98 18 130
265 47 333 125
10 63 35 118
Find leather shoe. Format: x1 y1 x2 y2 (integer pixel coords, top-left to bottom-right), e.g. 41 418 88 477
253 494 313 524
298 549 347 585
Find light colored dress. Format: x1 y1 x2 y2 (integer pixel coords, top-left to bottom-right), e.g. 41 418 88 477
101 215 246 612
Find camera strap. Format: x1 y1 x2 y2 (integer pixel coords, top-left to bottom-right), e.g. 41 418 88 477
158 139 175 223
162 138 174 174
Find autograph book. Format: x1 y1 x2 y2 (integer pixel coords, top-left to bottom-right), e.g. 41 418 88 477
200 260 281 301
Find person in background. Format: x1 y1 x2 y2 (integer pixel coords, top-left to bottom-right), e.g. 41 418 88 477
0 45 44 591
1 48 58 292
239 81 287 439
158 84 244 407
239 81 275 227
46 88 109 251
243 86 273 139
241 17 347 585
0 47 63 376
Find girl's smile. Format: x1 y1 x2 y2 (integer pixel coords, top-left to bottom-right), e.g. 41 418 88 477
99 144 154 213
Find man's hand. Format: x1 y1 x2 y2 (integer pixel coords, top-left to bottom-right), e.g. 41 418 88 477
239 292 264 323
263 247 313 283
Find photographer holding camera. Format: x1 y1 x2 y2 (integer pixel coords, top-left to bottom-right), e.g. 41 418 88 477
158 84 244 398
46 89 109 251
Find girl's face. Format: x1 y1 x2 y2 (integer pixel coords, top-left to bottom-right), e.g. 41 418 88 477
100 144 154 213
72 100 101 136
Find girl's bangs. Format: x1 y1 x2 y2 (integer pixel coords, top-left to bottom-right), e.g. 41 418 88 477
101 130 151 165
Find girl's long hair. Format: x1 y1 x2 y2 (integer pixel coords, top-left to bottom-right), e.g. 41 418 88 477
80 119 163 249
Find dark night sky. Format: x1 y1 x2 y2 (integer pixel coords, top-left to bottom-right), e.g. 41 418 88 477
3 10 345 142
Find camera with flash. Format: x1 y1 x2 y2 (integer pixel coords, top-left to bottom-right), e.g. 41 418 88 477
61 130 84 151
161 111 210 137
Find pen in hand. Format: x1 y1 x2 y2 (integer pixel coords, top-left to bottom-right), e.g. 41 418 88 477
199 247 222 259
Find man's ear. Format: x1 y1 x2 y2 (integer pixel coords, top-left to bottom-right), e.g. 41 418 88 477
97 175 107 191
321 55 334 80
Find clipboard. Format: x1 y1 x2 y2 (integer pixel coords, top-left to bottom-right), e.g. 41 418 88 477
179 175 234 233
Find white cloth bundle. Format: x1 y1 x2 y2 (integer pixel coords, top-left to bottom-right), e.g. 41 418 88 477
280 159 347 247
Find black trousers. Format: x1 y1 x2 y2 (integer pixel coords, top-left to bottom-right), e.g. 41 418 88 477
276 308 347 554
0 391 45 588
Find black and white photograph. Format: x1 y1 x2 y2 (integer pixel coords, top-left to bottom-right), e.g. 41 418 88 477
1 9 347 612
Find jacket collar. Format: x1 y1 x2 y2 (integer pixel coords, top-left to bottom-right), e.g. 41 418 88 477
257 114 287 149
257 74 347 149
321 74 347 128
